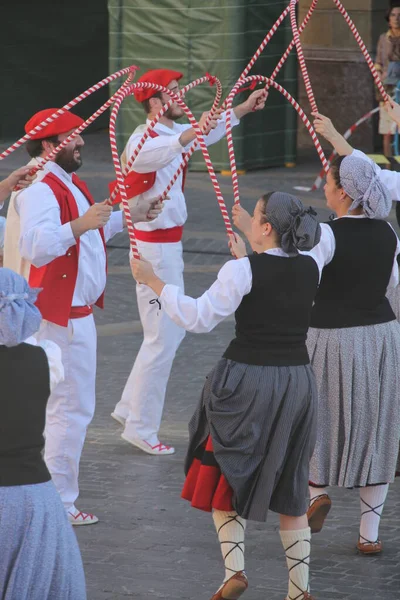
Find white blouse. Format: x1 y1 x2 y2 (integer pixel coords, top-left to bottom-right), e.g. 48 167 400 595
160 248 319 334
24 337 64 393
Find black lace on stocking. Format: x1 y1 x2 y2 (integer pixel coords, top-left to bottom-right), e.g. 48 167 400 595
284 539 311 600
359 497 385 544
218 515 245 575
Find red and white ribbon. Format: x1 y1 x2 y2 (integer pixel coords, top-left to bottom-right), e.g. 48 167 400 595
108 82 234 258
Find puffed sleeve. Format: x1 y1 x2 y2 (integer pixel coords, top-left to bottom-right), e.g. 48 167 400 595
159 257 252 333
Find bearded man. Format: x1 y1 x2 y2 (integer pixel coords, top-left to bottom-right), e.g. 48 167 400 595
111 68 267 457
17 108 163 525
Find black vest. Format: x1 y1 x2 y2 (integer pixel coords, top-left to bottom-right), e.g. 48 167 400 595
0 343 51 486
310 218 397 329
223 253 320 366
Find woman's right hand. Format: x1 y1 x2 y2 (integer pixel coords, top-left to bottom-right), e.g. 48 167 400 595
383 100 400 127
312 111 354 155
311 112 339 142
228 233 247 259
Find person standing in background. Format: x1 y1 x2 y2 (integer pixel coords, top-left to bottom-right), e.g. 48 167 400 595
375 1 400 157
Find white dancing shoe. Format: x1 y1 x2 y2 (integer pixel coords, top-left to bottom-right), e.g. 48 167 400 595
121 432 175 455
111 411 126 426
68 507 99 526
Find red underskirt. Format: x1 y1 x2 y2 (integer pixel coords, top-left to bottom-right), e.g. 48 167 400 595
181 435 234 512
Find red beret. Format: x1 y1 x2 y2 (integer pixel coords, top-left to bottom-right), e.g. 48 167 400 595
24 109 85 140
133 69 183 103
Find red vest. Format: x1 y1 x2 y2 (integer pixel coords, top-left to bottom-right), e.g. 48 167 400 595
108 129 188 205
29 172 107 327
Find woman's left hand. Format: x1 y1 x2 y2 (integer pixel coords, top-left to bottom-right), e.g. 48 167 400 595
130 256 156 284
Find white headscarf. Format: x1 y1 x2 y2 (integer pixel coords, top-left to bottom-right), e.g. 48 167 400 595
339 155 392 219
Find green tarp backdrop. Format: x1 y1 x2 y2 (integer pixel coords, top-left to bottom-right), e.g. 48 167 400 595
108 0 298 171
0 1 109 140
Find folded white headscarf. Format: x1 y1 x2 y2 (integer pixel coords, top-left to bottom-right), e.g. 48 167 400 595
339 155 392 219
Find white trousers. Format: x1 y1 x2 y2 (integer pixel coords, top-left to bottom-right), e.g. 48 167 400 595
114 241 186 443
36 315 97 511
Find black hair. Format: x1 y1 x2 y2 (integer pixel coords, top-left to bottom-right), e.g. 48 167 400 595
329 155 346 188
258 191 275 222
25 135 60 158
386 2 400 22
142 92 163 114
257 191 282 244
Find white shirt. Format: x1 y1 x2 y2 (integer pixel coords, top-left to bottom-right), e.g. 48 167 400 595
121 110 240 231
160 248 319 334
303 216 400 290
19 161 124 306
3 157 45 279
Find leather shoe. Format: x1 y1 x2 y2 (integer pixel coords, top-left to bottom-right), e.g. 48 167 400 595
307 494 331 534
210 571 248 600
357 539 382 555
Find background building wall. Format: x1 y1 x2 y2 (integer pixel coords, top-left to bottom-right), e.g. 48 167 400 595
108 0 299 171
297 0 388 154
0 0 109 140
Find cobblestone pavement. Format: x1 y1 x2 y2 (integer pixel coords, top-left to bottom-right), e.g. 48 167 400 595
1 133 400 599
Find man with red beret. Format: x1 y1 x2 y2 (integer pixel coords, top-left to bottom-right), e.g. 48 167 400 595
16 108 163 525
112 68 267 456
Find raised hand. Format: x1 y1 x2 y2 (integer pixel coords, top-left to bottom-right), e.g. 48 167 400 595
0 166 37 205
311 111 353 155
383 100 400 127
7 166 37 191
311 112 338 142
228 233 247 259
245 88 268 112
232 203 252 237
198 108 223 135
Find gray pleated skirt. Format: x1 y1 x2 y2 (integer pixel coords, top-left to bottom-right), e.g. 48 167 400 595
0 480 86 600
387 284 400 321
387 284 400 477
184 358 318 522
307 320 400 488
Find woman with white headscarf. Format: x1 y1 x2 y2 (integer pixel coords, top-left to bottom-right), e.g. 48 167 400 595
0 268 87 600
301 150 400 557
